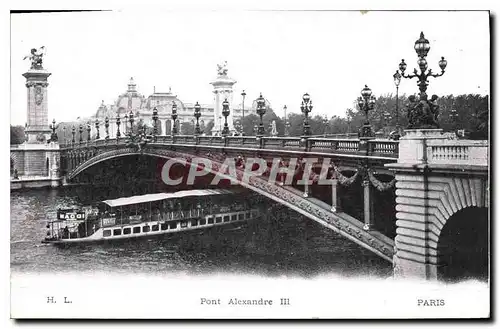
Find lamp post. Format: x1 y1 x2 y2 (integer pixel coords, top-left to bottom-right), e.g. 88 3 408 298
86 121 91 142
393 70 402 139
152 107 158 139
116 114 121 138
323 114 329 137
104 117 109 139
194 102 201 135
357 85 376 139
450 107 458 132
71 126 76 144
171 102 178 135
128 111 134 132
95 119 100 139
62 125 66 143
50 119 58 142
256 93 266 137
398 31 447 129
221 98 230 137
300 93 313 136
241 90 246 123
283 105 289 137
383 111 392 138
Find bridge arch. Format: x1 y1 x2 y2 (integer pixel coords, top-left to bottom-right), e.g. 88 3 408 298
394 173 489 280
437 206 488 281
66 147 394 262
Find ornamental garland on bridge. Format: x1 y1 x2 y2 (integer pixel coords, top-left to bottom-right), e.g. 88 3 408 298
331 164 359 187
367 170 396 192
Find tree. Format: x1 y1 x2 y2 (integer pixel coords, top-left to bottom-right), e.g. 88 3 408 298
10 125 25 144
204 120 214 135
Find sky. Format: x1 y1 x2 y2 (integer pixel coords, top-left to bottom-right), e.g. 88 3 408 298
10 10 490 125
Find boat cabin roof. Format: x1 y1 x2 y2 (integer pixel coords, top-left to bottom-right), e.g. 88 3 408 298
101 189 235 208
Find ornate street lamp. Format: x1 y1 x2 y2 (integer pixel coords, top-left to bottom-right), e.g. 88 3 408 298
171 101 178 135
398 31 447 129
86 121 91 141
283 105 289 137
50 119 58 142
357 85 376 138
393 70 402 139
450 107 458 131
323 114 329 137
95 119 100 139
241 90 246 123
116 114 121 138
256 93 266 137
152 107 159 138
128 111 135 131
104 117 110 139
194 102 201 135
78 124 83 143
62 125 66 142
71 126 76 144
221 98 230 137
300 93 313 136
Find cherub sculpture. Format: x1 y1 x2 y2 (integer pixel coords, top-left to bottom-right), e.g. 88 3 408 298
217 61 228 76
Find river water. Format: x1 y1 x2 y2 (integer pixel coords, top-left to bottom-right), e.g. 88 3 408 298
10 187 392 278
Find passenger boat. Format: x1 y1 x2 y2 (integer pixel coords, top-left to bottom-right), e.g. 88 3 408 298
42 188 261 245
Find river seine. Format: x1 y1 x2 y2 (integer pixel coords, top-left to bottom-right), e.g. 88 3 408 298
10 187 391 277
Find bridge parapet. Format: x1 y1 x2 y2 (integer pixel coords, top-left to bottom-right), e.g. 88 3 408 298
426 139 488 166
60 135 399 158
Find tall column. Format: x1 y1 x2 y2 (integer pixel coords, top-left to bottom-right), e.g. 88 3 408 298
362 180 374 230
330 177 341 212
23 68 52 143
210 62 236 136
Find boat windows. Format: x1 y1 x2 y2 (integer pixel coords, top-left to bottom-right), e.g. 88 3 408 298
200 218 206 225
152 224 159 231
123 228 131 235
180 221 188 228
207 217 214 224
223 215 230 222
191 220 198 227
215 216 222 223
161 222 168 230
113 229 121 236
143 226 151 233
133 226 141 234
103 230 111 237
246 211 251 218
169 222 177 229
231 215 237 221
238 214 244 221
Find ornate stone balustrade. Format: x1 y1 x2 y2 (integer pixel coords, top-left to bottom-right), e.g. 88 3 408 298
426 140 488 166
59 135 399 158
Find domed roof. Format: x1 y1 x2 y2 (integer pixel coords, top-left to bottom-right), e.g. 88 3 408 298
146 87 185 115
95 100 111 119
115 77 146 111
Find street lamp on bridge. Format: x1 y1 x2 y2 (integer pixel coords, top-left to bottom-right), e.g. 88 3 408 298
398 31 448 129
116 114 121 138
71 126 76 144
50 119 58 142
194 102 201 135
171 101 178 135
128 111 135 132
104 117 109 139
283 105 290 137
95 119 100 140
300 93 313 137
86 121 91 142
357 85 376 139
241 90 246 124
222 98 230 137
393 70 402 139
256 93 266 137
152 107 159 140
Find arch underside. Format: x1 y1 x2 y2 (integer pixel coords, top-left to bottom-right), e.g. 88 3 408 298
66 147 395 262
394 172 489 275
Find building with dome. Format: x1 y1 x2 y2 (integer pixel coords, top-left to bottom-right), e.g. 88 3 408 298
87 64 258 137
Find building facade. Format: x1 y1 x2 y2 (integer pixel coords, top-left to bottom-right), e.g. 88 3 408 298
89 65 257 137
